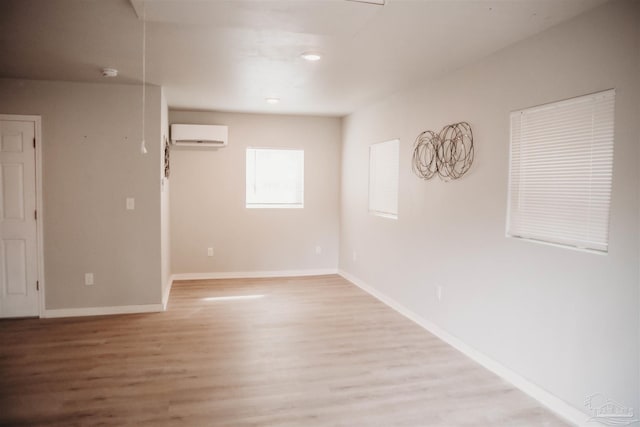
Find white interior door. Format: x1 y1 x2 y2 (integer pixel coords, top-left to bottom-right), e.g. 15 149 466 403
0 118 38 318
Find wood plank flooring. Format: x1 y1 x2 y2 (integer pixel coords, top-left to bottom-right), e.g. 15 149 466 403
0 275 569 426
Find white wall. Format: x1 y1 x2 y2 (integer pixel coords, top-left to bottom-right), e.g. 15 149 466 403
0 79 163 310
340 0 639 417
169 110 341 275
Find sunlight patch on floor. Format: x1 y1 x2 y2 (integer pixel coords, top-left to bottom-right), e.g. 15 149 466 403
201 295 265 302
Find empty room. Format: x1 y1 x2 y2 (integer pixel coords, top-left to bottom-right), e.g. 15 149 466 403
0 0 638 425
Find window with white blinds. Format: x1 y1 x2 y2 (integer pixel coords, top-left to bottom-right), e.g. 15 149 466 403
369 139 399 219
246 148 304 208
507 89 615 253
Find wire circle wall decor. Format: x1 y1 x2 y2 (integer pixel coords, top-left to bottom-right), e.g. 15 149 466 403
164 136 170 178
412 122 474 181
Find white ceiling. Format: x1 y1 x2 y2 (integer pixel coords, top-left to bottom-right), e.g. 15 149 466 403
0 0 607 116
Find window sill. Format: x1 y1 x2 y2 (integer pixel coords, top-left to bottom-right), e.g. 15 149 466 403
506 234 607 255
246 204 304 209
370 211 398 220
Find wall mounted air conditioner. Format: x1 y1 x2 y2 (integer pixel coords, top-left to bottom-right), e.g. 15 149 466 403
170 124 228 148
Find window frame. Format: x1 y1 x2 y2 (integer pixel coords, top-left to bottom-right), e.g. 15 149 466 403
368 138 400 220
506 89 615 254
245 147 305 209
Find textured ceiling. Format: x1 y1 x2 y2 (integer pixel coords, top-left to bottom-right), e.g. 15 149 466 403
0 0 607 116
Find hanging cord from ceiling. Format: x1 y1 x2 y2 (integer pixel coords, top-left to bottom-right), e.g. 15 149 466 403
140 0 148 155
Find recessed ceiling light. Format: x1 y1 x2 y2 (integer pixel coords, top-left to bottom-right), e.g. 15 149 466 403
265 97 280 105
101 67 118 78
301 52 322 61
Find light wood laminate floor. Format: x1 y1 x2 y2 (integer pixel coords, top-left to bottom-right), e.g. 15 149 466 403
1 275 569 426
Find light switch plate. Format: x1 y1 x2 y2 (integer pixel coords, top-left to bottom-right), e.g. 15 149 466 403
126 197 135 210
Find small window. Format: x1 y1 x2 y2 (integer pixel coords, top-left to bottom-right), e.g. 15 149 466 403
507 89 615 253
246 148 304 208
369 139 399 219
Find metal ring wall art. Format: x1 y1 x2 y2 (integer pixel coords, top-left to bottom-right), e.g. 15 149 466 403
412 122 474 181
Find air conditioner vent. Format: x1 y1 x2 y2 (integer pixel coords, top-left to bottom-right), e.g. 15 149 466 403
170 124 228 148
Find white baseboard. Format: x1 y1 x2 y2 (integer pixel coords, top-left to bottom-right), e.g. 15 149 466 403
42 303 164 319
338 269 599 427
162 277 173 310
171 268 338 281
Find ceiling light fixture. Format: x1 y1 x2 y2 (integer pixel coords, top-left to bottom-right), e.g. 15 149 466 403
265 97 280 105
301 52 322 61
101 68 118 78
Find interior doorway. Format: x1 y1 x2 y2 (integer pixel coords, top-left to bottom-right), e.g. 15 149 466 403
0 115 43 318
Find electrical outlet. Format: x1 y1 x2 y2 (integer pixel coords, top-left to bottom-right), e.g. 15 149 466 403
85 273 94 286
436 285 443 302
207 247 214 257
315 245 322 255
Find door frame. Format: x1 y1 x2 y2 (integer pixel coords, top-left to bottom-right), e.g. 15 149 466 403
0 114 45 317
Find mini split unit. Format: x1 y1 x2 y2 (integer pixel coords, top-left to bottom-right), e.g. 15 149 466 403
170 124 228 148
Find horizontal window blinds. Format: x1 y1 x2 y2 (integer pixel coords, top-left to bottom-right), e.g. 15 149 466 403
507 89 615 253
246 148 304 207
369 139 399 218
